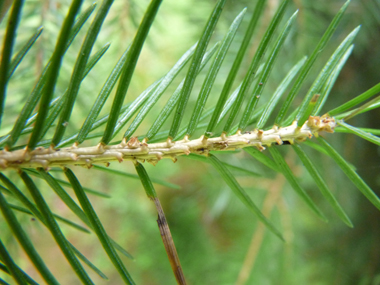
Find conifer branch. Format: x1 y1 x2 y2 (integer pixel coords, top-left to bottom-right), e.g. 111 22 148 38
0 115 336 169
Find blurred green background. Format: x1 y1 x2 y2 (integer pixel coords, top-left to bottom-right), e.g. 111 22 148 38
1 0 380 284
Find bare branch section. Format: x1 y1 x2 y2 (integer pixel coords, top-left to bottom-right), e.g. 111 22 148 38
0 116 335 169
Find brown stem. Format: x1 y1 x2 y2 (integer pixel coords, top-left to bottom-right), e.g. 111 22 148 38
153 197 187 285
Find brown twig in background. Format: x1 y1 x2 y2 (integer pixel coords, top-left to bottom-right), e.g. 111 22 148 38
135 161 186 284
153 197 187 285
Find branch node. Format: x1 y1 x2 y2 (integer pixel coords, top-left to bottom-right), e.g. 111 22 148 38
275 137 283 145
127 137 140 149
96 143 105 154
0 159 7 169
147 159 158 166
201 135 208 145
121 137 128 147
166 137 173 147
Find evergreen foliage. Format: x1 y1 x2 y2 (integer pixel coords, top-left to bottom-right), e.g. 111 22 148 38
0 0 379 283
